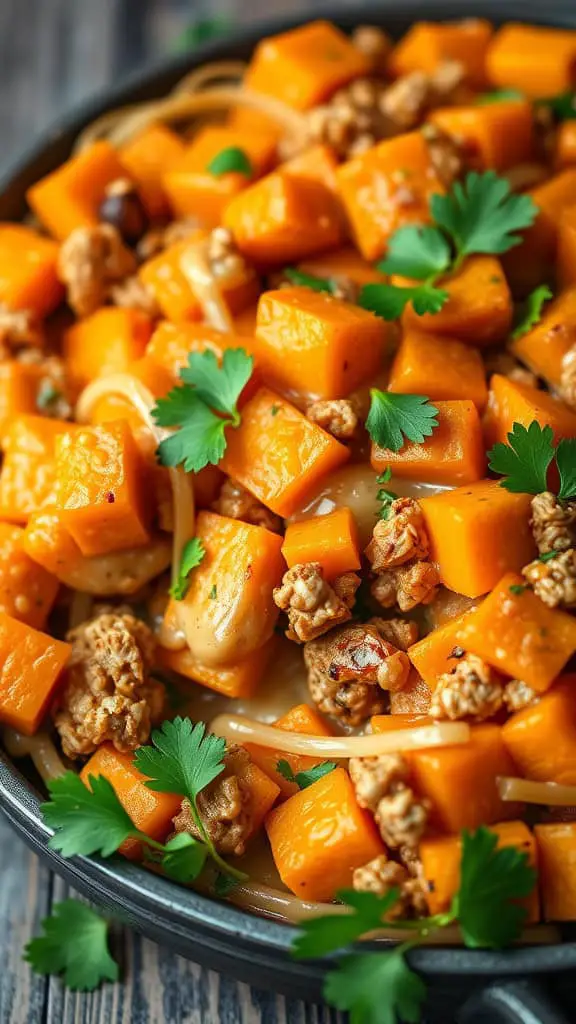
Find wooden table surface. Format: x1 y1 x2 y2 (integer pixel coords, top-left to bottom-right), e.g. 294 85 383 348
0 1 350 1021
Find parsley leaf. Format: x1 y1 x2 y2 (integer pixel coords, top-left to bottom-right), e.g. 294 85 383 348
160 833 209 883
170 537 206 601
488 421 555 494
431 170 538 261
556 438 576 500
511 285 553 339
376 467 398 520
359 282 448 320
134 717 226 802
367 391 439 453
24 900 119 991
283 267 336 294
324 949 427 1024
179 348 252 420
477 88 525 104
538 91 576 122
509 583 528 595
276 759 337 790
207 146 253 177
42 772 134 858
454 827 536 949
293 888 401 959
377 224 451 279
174 17 231 52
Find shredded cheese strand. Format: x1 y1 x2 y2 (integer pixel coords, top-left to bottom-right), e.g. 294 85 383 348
210 714 470 756
498 776 576 806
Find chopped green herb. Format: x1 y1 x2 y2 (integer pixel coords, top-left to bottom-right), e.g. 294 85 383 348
359 281 449 321
170 537 205 601
376 467 398 520
209 584 218 599
174 17 231 52
24 900 119 991
509 584 528 596
537 90 576 122
367 391 439 453
556 438 576 500
283 267 337 294
213 873 239 897
476 88 525 104
276 759 337 790
511 285 553 339
207 146 252 177
488 421 555 494
377 224 451 280
36 381 62 411
270 404 280 416
539 550 560 563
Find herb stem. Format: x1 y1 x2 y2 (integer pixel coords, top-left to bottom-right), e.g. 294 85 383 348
188 799 247 883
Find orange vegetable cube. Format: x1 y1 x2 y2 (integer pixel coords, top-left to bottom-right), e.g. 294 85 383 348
555 122 576 171
282 507 360 579
223 171 342 266
534 823 576 921
282 144 340 190
0 612 70 734
0 224 63 317
337 131 445 261
27 141 128 240
163 126 277 227
242 760 282 836
245 703 335 799
63 307 153 394
80 744 182 859
389 330 488 410
146 320 255 384
371 713 434 733
505 169 576 293
221 387 349 517
484 374 576 449
159 637 276 700
457 573 576 691
0 415 74 525
420 481 536 598
429 100 535 172
407 610 477 689
502 677 576 785
400 256 513 347
0 362 44 443
296 245 387 288
233 303 259 336
54 420 150 557
409 724 521 833
371 399 486 487
120 123 186 219
510 289 576 386
487 23 576 98
557 209 576 288
243 20 370 111
390 19 493 86
254 287 387 399
265 766 386 900
0 523 59 629
421 821 539 920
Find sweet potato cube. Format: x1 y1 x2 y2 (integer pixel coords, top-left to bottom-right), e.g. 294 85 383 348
505 169 576 293
502 677 576 785
159 637 276 700
429 100 535 172
487 23 576 98
27 141 128 240
243 20 370 111
0 523 59 629
0 613 70 734
484 374 576 448
534 823 576 921
146 320 255 384
282 144 340 190
420 480 536 598
371 713 434 734
389 330 488 410
163 126 277 227
282 507 360 579
371 399 486 487
399 256 513 346
223 171 342 266
245 703 335 799
64 307 153 394
457 573 576 691
221 387 349 517
0 362 44 443
296 245 387 287
421 821 539 921
555 123 576 171
0 223 63 317
120 123 186 219
54 420 150 557
510 288 576 387
390 19 493 86
408 724 521 833
336 131 445 261
0 415 74 525
407 610 477 689
265 766 386 900
254 287 387 399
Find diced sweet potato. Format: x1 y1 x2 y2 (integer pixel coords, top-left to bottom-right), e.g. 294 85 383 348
390 19 493 86
0 613 70 734
159 638 276 700
420 480 536 598
282 144 340 190
534 823 576 921
505 169 576 294
282 507 360 579
429 100 535 172
0 362 44 443
484 373 576 448
557 208 576 288
0 415 75 525
0 223 63 317
63 307 153 394
510 288 576 385
555 123 576 171
120 123 186 219
0 522 59 629
487 23 576 97
296 245 387 287
245 703 335 799
407 610 477 689
371 713 434 733
502 677 576 785
389 330 488 410
146 320 256 384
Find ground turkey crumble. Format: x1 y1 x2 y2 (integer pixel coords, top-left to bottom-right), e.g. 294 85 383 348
273 562 360 642
172 745 254 857
352 854 427 917
58 224 137 318
366 498 440 611
212 478 282 533
349 752 430 851
306 398 359 440
429 653 504 721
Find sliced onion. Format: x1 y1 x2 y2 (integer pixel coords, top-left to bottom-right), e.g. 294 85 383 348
498 776 576 806
2 728 68 781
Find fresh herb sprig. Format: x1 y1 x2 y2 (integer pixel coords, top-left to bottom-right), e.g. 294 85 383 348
153 348 254 473
207 146 253 178
170 537 206 601
293 827 536 1024
359 171 538 321
376 467 399 520
283 267 338 294
25 900 119 991
511 284 553 339
488 422 576 499
276 759 337 790
367 391 439 453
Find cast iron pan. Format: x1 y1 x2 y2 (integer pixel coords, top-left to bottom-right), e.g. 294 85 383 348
1 4 576 1021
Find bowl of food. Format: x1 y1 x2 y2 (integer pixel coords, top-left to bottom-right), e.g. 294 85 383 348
2 3 576 1021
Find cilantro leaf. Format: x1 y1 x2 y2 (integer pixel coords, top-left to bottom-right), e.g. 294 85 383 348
160 833 208 883
509 583 528 596
367 390 439 453
179 348 253 420
431 171 538 260
540 549 560 563
324 950 427 1024
377 224 451 279
276 759 337 790
283 267 336 294
170 537 205 601
213 873 239 897
134 717 226 803
25 900 119 991
42 772 134 858
557 438 576 500
488 421 555 494
511 285 553 339
454 827 537 949
538 91 576 122
293 888 400 959
359 282 448 320
377 467 398 520
207 146 253 177
477 88 525 104
174 17 231 52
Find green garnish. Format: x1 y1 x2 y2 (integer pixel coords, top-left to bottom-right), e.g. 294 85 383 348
207 146 253 177
537 90 576 122
169 537 206 601
36 381 62 411
276 759 337 790
174 17 231 52
283 267 337 294
556 438 576 501
24 900 119 991
509 584 528 596
476 88 525 104
376 467 399 520
209 583 218 599
293 826 535 1024
488 422 576 499
153 348 254 473
367 391 439 453
511 285 553 339
539 550 560 563
358 171 537 321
